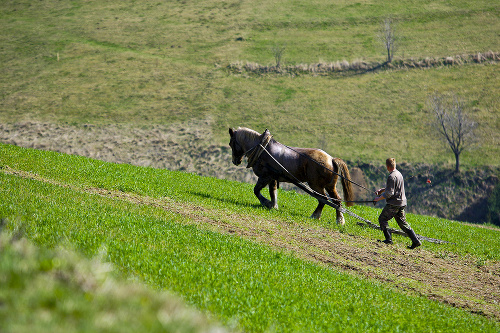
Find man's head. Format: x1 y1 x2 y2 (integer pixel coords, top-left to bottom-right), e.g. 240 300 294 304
386 158 396 171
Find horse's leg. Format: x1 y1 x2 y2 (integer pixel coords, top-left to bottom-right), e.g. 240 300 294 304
268 179 279 209
326 177 345 225
254 177 274 209
310 185 327 219
311 200 326 219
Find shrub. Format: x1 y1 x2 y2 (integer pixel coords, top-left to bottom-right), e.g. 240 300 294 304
487 183 500 226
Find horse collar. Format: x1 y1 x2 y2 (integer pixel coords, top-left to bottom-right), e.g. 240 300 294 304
246 129 273 168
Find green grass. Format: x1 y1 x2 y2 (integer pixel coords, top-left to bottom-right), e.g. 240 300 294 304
1 144 500 332
1 0 499 166
1 143 499 260
0 176 496 332
0 231 225 333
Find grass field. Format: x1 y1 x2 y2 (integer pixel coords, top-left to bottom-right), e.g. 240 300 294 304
1 0 499 166
1 144 499 332
0 1 499 329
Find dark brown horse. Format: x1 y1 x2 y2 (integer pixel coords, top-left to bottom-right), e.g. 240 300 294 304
229 127 354 224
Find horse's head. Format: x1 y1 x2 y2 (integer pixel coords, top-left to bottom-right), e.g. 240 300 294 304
229 128 245 165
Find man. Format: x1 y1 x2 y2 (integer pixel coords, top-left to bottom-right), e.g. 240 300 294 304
374 158 421 249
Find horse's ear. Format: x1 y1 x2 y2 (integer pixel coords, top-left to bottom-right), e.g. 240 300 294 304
229 128 235 137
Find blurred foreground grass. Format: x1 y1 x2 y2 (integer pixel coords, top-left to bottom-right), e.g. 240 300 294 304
0 225 227 333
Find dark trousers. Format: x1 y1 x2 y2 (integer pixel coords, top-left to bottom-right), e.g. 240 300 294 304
378 204 411 230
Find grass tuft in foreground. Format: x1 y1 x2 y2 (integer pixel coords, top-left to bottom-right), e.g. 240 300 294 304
0 224 227 333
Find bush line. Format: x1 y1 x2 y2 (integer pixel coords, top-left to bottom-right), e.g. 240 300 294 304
228 51 499 75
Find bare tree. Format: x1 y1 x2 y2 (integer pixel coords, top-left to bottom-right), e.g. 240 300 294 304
271 43 286 68
378 18 399 63
427 93 478 173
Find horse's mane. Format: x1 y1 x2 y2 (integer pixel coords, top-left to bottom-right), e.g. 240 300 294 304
235 127 260 146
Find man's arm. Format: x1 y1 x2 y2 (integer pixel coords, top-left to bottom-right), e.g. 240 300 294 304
373 188 385 204
373 173 395 203
382 176 396 199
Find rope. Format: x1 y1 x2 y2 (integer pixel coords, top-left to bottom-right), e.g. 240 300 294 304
345 200 376 204
280 143 375 194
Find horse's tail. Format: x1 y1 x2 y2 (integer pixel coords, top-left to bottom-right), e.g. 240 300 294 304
333 158 354 207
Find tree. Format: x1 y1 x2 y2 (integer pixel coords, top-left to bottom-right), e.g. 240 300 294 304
378 17 399 63
271 43 286 68
427 93 478 173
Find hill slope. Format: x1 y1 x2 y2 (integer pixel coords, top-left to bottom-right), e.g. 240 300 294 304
1 0 499 226
1 120 498 224
1 0 499 165
1 144 499 331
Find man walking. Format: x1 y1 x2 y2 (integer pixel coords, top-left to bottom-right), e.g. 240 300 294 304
374 158 421 249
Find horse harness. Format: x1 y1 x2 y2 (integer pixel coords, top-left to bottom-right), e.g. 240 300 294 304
244 129 371 194
243 129 376 205
245 129 273 168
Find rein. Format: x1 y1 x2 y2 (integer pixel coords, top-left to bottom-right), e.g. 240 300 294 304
242 130 373 194
235 129 450 244
257 143 450 244
247 136 373 205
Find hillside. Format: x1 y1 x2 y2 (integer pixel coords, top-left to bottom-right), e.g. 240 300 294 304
1 0 499 166
2 1 500 331
1 0 499 227
1 120 498 224
1 144 499 332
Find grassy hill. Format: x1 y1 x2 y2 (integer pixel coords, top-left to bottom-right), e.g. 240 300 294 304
0 1 499 328
1 0 499 166
1 144 500 332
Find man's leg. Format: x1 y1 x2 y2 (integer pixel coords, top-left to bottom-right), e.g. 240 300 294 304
394 207 421 249
378 205 396 244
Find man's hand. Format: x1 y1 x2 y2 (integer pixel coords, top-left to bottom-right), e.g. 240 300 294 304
375 188 385 196
373 195 384 205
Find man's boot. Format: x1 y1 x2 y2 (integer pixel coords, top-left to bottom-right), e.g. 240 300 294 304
378 228 393 244
403 227 421 249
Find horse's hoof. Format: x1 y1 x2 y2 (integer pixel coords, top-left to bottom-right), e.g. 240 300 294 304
263 201 277 210
336 217 345 225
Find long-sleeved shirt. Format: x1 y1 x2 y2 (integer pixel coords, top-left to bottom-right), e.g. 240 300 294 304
383 169 407 207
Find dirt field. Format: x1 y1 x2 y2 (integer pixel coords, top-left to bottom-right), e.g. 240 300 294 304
3 165 500 321
0 119 243 179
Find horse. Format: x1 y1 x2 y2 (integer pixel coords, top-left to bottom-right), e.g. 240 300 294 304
228 127 354 224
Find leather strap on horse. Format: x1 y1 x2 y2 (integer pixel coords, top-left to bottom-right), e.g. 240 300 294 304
246 129 273 168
